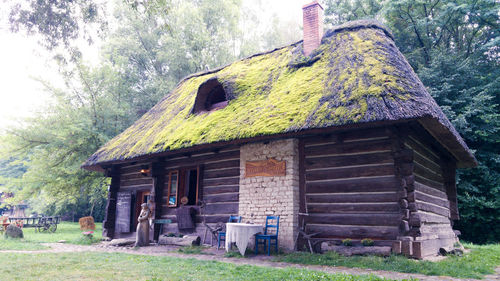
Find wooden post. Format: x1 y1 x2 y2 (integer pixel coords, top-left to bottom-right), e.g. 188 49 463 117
152 159 166 241
103 165 120 239
443 161 459 220
297 138 306 251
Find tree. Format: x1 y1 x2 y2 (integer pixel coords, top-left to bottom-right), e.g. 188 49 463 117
0 0 300 221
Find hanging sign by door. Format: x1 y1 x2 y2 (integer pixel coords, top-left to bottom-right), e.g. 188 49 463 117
245 158 286 178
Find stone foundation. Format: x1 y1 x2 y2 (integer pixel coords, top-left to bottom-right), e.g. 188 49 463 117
238 139 299 250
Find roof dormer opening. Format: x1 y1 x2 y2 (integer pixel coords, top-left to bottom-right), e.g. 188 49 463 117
192 78 228 114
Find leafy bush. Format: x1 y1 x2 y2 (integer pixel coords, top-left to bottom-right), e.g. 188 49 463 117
361 239 374 246
342 239 352 246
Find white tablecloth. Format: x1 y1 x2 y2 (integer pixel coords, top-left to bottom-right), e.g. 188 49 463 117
225 223 263 256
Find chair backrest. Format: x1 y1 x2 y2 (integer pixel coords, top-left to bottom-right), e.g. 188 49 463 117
228 215 241 223
264 216 279 235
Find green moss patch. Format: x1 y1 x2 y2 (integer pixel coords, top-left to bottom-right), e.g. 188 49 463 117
85 25 427 166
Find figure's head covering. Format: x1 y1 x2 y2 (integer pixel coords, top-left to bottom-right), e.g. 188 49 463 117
141 203 148 208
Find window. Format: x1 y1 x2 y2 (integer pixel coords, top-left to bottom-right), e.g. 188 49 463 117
167 171 179 207
192 78 228 113
165 166 200 207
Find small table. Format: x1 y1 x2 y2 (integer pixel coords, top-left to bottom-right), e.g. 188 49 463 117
225 223 263 256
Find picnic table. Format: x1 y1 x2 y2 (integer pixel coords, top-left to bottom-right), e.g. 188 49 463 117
225 223 263 256
7 216 60 233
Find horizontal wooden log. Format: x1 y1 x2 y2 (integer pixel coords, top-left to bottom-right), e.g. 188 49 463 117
415 191 449 209
304 213 400 226
414 182 447 198
305 139 392 157
306 164 394 181
120 184 152 190
306 176 399 193
305 152 393 170
306 224 399 239
203 185 239 195
165 150 239 169
203 177 239 187
413 152 441 173
204 168 240 179
203 193 239 203
414 162 444 184
158 235 200 246
120 164 149 175
409 212 450 227
405 137 441 164
203 202 238 215
306 192 398 204
415 175 445 192
204 160 240 171
120 178 153 187
307 203 400 213
121 172 150 181
321 244 392 256
414 201 450 217
303 128 389 146
303 135 339 146
341 127 390 143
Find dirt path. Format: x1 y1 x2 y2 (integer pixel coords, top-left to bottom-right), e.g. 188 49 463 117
1 243 498 281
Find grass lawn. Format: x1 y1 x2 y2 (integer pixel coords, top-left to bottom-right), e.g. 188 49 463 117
0 252 398 281
276 243 500 279
0 221 102 250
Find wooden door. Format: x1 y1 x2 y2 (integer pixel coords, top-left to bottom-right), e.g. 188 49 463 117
133 190 151 231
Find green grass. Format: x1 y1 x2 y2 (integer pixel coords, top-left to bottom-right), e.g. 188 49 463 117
178 245 212 255
0 222 102 250
0 252 398 281
275 243 500 279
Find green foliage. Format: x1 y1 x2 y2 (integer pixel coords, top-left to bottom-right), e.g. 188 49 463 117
324 0 383 25
361 239 374 246
8 0 107 50
342 239 353 246
1 0 291 220
276 243 500 279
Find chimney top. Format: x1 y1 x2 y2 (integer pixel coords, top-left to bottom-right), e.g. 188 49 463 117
302 1 323 10
302 1 324 56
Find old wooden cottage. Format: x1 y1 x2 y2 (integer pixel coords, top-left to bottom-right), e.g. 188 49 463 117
83 2 476 259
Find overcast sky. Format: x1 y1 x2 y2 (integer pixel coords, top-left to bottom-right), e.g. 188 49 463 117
0 0 309 130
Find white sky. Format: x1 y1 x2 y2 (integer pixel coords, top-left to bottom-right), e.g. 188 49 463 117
0 0 310 130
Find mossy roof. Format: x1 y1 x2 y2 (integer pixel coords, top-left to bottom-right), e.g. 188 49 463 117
83 20 476 169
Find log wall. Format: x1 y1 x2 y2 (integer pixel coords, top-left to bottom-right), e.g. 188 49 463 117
302 128 401 242
403 129 458 257
161 147 240 234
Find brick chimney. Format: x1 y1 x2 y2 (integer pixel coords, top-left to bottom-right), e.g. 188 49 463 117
302 1 324 56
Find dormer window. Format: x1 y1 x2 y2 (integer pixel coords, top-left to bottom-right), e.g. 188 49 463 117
192 78 228 114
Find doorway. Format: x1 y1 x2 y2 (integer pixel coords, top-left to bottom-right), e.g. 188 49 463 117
132 190 150 230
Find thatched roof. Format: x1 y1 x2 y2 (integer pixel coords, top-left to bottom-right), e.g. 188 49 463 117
83 20 476 170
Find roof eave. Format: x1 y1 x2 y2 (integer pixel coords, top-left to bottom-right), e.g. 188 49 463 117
418 117 477 168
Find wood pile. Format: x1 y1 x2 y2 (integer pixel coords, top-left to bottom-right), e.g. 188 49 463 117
79 216 96 230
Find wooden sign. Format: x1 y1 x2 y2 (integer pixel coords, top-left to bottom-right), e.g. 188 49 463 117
245 158 286 178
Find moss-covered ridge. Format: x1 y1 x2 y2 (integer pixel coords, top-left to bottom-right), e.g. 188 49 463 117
83 20 475 168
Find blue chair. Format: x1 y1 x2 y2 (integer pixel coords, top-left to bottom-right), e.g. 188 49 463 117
255 216 280 256
217 215 242 249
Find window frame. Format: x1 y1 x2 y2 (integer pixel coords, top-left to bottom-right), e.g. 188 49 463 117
166 170 179 208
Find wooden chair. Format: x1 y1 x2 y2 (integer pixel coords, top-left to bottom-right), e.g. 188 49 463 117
217 215 242 250
255 216 280 256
